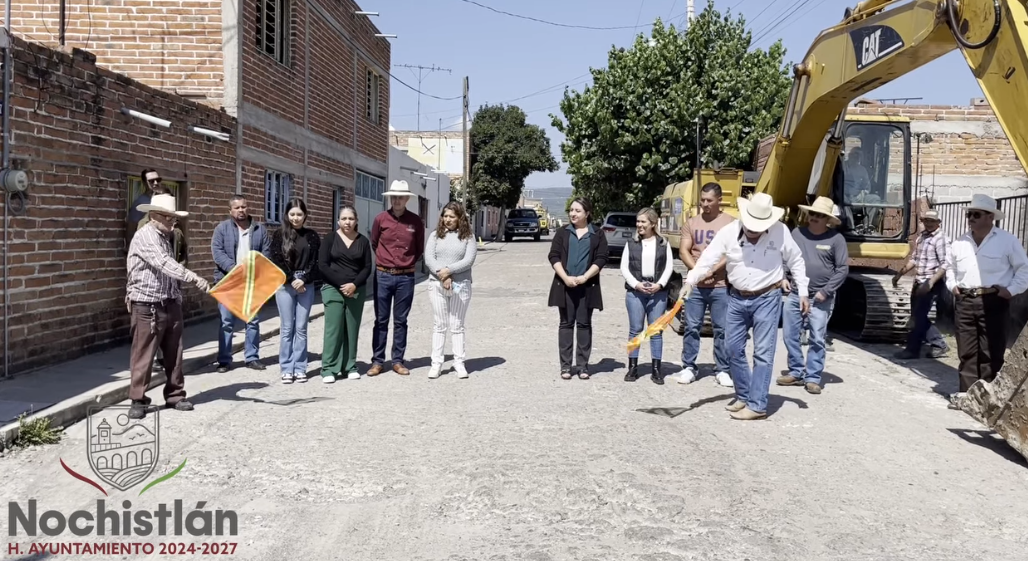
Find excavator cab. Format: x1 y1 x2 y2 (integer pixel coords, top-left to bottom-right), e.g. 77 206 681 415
830 117 914 259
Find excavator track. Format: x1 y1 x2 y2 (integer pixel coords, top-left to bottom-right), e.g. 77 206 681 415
832 269 930 343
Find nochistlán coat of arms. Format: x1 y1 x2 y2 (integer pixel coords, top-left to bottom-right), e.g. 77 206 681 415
87 405 160 491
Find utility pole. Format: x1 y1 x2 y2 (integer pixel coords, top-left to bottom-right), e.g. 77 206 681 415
462 76 470 206
395 63 452 131
687 0 694 26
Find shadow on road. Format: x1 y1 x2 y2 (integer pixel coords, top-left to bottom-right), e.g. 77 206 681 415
833 334 959 397
766 394 809 415
947 428 1028 468
189 382 335 407
588 358 626 376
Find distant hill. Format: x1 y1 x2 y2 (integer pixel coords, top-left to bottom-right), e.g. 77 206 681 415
530 188 573 220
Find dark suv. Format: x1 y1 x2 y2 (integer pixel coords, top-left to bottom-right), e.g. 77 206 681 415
504 208 542 241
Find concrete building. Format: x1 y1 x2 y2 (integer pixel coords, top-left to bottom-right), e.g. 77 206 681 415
387 147 450 234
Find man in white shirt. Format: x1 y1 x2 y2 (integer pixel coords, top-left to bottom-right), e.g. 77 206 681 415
945 194 1028 403
685 193 809 420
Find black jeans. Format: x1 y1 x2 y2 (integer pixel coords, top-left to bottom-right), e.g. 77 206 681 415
954 292 1008 392
558 287 593 372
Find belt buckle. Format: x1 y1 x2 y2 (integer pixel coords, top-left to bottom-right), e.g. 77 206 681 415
967 288 981 297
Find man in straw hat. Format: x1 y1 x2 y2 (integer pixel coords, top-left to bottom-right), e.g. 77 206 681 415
778 196 848 395
944 194 1028 406
125 193 210 419
685 192 809 420
367 180 426 377
892 209 951 360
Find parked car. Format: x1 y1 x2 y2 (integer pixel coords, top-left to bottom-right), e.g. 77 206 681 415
602 212 637 259
504 208 542 241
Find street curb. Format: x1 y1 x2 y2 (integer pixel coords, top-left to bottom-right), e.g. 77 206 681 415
0 308 325 451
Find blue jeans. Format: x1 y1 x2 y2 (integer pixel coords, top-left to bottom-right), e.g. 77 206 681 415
726 288 782 413
372 270 416 365
276 284 316 375
782 292 834 385
905 281 948 354
681 286 729 372
217 303 261 366
625 289 668 360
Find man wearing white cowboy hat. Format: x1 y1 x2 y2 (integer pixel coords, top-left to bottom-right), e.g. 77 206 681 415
685 192 809 420
892 209 951 360
778 196 848 395
945 193 1028 404
126 193 210 420
367 179 426 377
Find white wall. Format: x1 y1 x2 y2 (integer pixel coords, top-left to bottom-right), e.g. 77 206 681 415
387 146 451 232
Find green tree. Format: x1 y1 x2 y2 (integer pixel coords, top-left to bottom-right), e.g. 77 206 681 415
551 2 792 216
470 104 559 233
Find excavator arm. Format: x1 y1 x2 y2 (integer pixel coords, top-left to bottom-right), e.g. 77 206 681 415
758 0 1028 217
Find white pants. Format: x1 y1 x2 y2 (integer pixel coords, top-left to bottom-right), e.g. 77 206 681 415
429 278 472 365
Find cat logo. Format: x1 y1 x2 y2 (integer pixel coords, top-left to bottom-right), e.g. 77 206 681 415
850 25 905 71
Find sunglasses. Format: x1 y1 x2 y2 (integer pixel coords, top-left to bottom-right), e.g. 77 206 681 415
966 211 989 219
147 177 162 184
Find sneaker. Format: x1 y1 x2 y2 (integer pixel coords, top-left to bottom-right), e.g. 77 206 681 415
322 375 335 384
454 362 469 379
928 347 949 359
347 372 360 380
428 364 442 379
678 367 697 384
294 373 308 383
281 374 294 384
715 371 734 387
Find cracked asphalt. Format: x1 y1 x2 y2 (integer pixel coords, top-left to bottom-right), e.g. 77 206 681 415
2 239 1027 560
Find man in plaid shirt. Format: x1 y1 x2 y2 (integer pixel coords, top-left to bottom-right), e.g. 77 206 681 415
126 193 210 419
893 210 951 359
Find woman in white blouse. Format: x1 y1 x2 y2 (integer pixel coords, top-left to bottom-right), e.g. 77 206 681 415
620 207 674 384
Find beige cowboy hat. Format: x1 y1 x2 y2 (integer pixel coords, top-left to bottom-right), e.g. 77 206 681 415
966 193 1004 221
737 192 784 233
137 193 188 217
797 196 842 226
384 179 413 198
921 209 941 221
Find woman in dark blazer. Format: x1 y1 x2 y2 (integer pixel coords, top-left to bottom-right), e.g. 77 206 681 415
547 197 609 380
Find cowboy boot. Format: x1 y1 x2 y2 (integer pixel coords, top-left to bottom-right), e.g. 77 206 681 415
624 358 639 382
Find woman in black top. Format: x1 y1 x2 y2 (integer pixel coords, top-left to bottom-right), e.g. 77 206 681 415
547 197 608 380
269 198 321 384
318 205 373 383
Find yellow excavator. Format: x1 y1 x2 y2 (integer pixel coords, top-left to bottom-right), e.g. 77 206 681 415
759 0 1028 460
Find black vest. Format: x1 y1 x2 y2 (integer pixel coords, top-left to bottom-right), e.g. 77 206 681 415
624 235 670 291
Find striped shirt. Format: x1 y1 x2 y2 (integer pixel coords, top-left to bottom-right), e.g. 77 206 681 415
913 228 949 283
126 221 196 303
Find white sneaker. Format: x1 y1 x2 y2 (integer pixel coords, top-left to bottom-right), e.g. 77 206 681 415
322 375 335 384
678 367 697 384
454 362 469 379
715 371 734 388
347 372 360 380
281 375 293 384
428 364 442 379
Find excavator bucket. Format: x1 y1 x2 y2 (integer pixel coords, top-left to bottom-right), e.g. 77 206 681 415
956 323 1028 462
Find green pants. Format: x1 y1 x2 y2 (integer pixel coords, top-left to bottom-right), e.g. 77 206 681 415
321 284 367 377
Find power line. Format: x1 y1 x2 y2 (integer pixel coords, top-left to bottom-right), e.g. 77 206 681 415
395 63 453 129
751 0 821 45
455 0 684 30
392 74 591 119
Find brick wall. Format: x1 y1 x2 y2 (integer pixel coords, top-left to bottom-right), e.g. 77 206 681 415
0 38 236 376
3 0 224 107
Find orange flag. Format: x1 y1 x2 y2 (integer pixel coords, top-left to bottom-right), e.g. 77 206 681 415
627 284 691 354
208 251 286 323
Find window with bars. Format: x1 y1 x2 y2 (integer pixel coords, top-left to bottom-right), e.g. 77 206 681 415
355 171 384 202
256 0 289 65
265 170 292 224
366 69 380 124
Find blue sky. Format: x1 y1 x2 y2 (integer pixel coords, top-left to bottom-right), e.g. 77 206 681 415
373 0 986 189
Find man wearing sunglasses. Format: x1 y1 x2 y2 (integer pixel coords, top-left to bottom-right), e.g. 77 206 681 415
945 194 1028 407
892 210 950 360
778 196 848 395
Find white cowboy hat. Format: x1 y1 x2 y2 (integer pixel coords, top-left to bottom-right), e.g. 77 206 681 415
921 209 941 221
383 180 413 198
797 196 842 226
966 193 1004 221
136 193 188 217
737 192 784 233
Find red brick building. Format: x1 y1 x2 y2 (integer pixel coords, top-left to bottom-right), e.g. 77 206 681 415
0 0 391 375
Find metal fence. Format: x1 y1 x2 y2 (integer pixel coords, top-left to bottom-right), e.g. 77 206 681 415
932 194 1028 250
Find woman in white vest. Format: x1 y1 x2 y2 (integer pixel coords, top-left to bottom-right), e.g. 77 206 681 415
620 207 674 384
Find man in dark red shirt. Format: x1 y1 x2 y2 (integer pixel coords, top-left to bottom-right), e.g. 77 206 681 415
367 180 426 376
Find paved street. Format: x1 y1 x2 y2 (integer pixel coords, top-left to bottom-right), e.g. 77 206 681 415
3 239 1028 560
